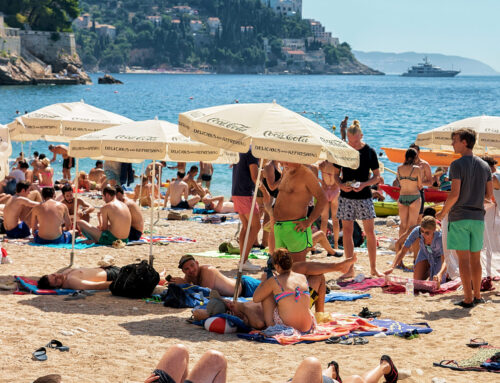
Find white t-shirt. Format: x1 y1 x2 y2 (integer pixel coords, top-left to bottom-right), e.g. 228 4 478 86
9 169 25 183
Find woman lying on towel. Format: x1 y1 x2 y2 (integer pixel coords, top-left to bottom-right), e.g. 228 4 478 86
384 215 447 289
253 248 315 333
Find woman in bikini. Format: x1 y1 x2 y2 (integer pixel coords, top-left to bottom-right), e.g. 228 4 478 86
253 248 315 333
319 160 341 252
396 148 422 238
39 158 54 187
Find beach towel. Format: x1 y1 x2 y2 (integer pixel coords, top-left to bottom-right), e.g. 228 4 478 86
238 316 433 345
14 276 101 295
161 284 211 308
192 208 215 214
338 278 386 290
185 249 268 260
434 346 500 373
140 235 196 244
28 239 96 249
325 291 371 302
383 278 461 295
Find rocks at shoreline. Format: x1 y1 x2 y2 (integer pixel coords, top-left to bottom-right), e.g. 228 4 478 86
98 74 123 84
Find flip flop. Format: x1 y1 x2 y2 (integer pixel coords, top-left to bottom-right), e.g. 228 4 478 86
353 336 369 345
325 336 342 344
466 338 488 348
46 339 69 352
64 292 87 301
381 355 398 383
32 347 47 361
339 338 353 345
358 307 381 318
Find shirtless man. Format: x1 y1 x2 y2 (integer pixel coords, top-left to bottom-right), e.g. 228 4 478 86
78 186 131 245
146 161 166 184
273 162 327 262
183 166 206 198
202 192 234 213
198 162 214 189
59 183 95 223
30 151 42 183
88 160 105 186
133 176 160 207
409 143 433 219
168 162 186 178
170 255 261 298
3 181 39 238
164 172 200 209
37 266 122 290
48 144 73 180
319 160 341 253
116 185 144 241
31 187 72 244
340 116 349 141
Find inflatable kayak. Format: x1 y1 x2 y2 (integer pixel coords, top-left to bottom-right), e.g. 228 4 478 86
381 147 500 167
374 201 443 217
379 184 449 203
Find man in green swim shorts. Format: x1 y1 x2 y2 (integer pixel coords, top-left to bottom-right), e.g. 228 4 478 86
78 186 131 245
437 129 493 308
273 162 326 262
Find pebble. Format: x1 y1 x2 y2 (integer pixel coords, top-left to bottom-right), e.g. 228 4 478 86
398 369 411 379
60 330 74 336
415 369 424 376
431 378 446 383
75 327 88 333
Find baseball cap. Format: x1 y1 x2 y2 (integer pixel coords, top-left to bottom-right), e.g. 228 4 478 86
178 254 195 269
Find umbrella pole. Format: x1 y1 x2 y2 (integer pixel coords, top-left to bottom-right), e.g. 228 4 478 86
155 165 163 224
149 160 155 266
138 161 145 206
233 158 264 302
69 158 79 268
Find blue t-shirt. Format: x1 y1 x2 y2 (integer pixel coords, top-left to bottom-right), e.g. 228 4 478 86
231 150 259 197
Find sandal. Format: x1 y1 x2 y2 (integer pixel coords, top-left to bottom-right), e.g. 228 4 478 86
32 347 47 361
339 338 353 345
358 307 381 318
325 336 342 344
46 339 69 352
466 337 488 348
64 291 87 301
353 336 369 345
381 355 398 383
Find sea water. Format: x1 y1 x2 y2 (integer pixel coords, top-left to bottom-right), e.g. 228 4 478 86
1 74 499 197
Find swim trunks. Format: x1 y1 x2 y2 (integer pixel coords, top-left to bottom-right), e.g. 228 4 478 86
337 196 376 221
201 174 212 181
447 219 485 252
34 230 72 245
102 266 121 281
63 157 75 169
171 200 190 209
128 226 143 241
232 196 259 215
98 230 128 246
240 275 261 297
274 218 312 253
152 369 193 383
5 221 30 239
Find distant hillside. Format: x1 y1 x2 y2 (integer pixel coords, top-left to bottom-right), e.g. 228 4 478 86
353 51 499 76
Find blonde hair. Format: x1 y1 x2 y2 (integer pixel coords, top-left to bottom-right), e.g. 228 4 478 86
421 216 437 231
41 158 50 167
347 119 362 135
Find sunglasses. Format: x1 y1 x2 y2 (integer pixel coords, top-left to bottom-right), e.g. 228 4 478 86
420 229 433 236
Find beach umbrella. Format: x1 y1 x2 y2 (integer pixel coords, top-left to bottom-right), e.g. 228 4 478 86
179 101 360 301
69 119 238 267
415 116 500 154
7 100 132 143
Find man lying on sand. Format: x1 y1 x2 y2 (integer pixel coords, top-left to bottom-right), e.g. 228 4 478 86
169 255 260 298
143 343 398 383
78 186 131 245
201 191 234 213
31 187 72 245
37 266 122 290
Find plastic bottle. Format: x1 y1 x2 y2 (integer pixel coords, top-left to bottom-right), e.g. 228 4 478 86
405 278 414 298
1 247 12 264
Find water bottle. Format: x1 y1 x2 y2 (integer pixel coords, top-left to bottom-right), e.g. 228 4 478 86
405 278 414 298
1 247 12 264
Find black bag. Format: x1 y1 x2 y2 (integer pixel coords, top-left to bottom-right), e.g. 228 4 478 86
109 260 159 299
0 217 5 234
338 220 365 247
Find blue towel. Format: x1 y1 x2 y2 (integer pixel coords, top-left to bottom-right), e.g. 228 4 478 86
325 292 371 302
192 208 216 214
15 276 101 295
29 239 96 249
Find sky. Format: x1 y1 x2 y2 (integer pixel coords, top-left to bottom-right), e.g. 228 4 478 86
303 0 500 71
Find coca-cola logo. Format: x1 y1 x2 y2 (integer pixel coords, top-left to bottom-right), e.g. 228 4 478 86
206 118 248 132
262 131 309 143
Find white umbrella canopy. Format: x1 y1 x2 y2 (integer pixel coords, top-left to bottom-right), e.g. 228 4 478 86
179 101 359 168
7 101 132 143
69 119 239 163
416 116 500 154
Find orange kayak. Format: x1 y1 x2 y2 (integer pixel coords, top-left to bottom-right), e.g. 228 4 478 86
382 147 500 166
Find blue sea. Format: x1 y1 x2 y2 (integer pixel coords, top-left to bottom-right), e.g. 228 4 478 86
1 74 499 196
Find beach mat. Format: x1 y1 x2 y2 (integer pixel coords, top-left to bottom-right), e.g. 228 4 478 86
29 239 96 249
186 248 269 260
339 277 461 295
433 346 500 373
338 278 386 290
14 276 101 295
325 291 371 302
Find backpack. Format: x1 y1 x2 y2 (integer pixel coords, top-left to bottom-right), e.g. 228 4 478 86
109 260 160 299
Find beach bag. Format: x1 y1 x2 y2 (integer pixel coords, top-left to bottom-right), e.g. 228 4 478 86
109 260 159 299
161 284 210 308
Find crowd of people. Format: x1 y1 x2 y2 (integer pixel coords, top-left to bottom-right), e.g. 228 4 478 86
2 123 499 383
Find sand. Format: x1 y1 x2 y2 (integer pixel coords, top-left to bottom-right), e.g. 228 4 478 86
0 201 498 383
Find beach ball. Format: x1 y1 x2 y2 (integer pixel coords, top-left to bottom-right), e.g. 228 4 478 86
204 317 237 334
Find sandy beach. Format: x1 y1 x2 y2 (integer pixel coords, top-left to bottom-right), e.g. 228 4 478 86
0 199 498 383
